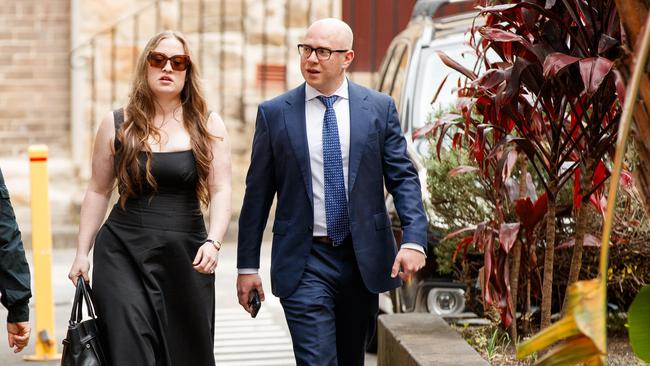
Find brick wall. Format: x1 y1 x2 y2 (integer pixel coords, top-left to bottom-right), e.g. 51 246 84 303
0 0 71 157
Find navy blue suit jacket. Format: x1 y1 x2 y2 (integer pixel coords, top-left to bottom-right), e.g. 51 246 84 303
237 81 427 298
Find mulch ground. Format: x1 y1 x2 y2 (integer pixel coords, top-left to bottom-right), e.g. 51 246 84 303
456 326 645 365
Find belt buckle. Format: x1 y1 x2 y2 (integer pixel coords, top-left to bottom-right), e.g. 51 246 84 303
314 236 334 246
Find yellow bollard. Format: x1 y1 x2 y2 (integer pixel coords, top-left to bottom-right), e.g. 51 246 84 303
24 145 60 361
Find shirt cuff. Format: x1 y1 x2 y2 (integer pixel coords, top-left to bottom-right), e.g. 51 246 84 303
7 303 29 323
401 243 427 257
238 268 259 274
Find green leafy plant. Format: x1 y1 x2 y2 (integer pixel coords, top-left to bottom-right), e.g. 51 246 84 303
486 327 511 361
628 285 650 362
425 147 493 274
456 323 513 363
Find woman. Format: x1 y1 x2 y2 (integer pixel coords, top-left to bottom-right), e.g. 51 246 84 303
68 30 231 365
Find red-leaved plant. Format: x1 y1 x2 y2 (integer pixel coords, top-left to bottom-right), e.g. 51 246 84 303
416 0 625 335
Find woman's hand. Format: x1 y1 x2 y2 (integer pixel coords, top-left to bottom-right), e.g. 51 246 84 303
68 255 90 286
193 242 219 274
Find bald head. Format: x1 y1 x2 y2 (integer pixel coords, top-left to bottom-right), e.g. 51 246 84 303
300 18 355 95
305 18 353 50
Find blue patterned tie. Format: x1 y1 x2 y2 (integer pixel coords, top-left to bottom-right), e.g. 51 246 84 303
318 95 350 246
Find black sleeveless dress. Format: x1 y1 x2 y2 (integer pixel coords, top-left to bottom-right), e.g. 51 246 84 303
92 109 215 366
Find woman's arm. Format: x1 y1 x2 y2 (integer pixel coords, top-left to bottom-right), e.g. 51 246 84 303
206 112 232 245
192 112 232 274
68 111 116 284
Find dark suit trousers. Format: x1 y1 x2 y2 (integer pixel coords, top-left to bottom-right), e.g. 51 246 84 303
280 238 378 366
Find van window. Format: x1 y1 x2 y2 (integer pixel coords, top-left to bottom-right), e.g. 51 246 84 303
413 44 476 129
389 44 410 112
413 37 498 130
378 42 408 97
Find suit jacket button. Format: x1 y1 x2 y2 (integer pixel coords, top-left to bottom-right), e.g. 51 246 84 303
307 225 313 231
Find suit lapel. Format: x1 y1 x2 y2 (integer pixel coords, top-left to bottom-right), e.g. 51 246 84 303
284 84 314 206
347 81 371 195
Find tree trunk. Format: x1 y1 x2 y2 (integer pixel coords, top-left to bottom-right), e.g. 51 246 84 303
522 245 533 336
509 241 521 340
563 161 595 312
540 183 557 329
508 157 528 341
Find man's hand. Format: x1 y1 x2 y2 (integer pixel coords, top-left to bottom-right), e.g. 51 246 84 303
391 248 426 281
7 322 30 353
236 274 265 314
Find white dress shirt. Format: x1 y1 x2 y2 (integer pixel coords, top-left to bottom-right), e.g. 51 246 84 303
238 78 423 274
305 79 350 236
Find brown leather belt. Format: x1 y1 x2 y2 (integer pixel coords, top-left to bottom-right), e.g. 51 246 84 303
313 236 335 246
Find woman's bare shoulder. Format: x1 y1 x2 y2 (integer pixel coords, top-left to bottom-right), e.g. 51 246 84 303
207 111 226 141
95 110 117 147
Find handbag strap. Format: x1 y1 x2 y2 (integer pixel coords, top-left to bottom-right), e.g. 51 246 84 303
79 279 97 319
68 278 98 326
69 278 83 326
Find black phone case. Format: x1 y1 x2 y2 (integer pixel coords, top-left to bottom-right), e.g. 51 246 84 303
249 290 261 318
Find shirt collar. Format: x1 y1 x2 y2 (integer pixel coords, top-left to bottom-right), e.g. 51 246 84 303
305 78 349 102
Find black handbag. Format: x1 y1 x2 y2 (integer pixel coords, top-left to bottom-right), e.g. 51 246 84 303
61 278 109 366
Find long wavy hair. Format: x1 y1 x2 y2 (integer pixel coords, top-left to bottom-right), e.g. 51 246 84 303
115 30 213 208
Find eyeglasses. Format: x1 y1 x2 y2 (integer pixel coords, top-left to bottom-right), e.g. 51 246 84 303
147 51 191 71
297 44 349 61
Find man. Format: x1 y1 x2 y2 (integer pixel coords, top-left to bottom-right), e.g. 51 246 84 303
237 18 427 365
0 167 32 353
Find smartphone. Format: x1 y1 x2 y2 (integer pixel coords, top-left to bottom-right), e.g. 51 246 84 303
248 289 261 318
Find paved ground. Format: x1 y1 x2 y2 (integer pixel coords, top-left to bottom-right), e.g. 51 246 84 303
0 243 377 365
